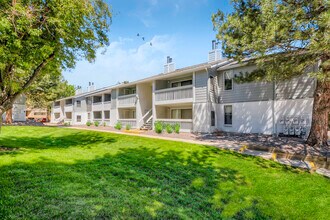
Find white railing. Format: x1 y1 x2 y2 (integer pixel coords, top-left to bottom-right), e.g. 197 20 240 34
156 119 193 131
155 85 193 102
64 105 73 112
92 102 102 105
118 94 137 107
138 109 152 124
118 119 137 128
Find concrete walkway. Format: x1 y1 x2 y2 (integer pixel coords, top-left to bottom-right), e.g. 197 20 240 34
68 126 330 178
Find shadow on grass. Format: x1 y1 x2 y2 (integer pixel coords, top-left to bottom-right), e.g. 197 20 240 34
0 146 271 219
0 131 117 151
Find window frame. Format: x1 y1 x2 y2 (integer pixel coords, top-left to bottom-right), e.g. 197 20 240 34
170 108 193 120
224 105 233 126
223 71 233 91
104 110 110 119
211 111 215 127
104 93 112 102
76 100 81 108
93 111 102 120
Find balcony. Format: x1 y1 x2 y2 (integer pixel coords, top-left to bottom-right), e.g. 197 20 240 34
118 94 137 108
117 119 137 128
64 105 73 112
155 85 193 105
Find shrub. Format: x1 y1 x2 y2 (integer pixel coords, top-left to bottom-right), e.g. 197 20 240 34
125 124 131 130
166 124 173 134
114 121 122 130
154 121 164 134
86 121 91 126
174 123 180 134
103 122 106 127
94 121 100 127
63 122 70 126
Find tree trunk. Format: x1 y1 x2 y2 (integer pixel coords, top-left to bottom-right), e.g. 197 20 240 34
0 109 2 134
5 108 13 124
306 80 330 147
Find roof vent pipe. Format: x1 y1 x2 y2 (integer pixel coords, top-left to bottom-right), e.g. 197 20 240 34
212 40 216 50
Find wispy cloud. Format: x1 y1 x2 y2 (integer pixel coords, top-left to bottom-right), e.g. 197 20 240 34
64 35 177 88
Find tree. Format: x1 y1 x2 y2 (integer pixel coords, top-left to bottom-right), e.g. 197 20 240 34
26 70 75 110
212 0 329 147
0 0 111 126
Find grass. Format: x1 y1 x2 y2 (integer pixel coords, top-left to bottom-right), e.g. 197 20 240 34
0 126 329 219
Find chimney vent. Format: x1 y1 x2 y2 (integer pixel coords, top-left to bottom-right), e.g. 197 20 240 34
208 40 222 63
87 82 95 92
164 56 175 73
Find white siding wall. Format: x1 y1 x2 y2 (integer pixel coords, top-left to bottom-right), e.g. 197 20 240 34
194 70 208 102
216 98 313 135
110 89 118 126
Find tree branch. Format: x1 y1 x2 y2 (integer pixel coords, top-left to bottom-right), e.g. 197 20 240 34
22 52 55 92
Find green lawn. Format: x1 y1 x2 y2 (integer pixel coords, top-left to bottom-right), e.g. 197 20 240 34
0 127 329 219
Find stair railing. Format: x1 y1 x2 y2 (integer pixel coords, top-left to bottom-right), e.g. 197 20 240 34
138 109 152 124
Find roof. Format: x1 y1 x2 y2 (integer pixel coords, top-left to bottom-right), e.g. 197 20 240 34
56 58 230 101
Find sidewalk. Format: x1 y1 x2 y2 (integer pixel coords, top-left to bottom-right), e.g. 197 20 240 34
67 126 330 178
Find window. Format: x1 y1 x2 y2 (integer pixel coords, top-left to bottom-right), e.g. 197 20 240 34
123 110 135 119
224 105 232 125
211 111 215 126
54 113 60 119
224 71 233 90
76 115 81 122
124 88 136 95
171 82 180 87
104 111 110 119
181 80 192 86
93 111 102 119
65 112 72 119
65 99 73 105
34 112 46 116
93 96 102 103
104 94 111 102
171 79 192 88
171 109 192 119
54 101 60 107
76 100 81 107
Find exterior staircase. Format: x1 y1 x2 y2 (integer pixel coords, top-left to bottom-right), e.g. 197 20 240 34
139 109 153 130
140 119 153 130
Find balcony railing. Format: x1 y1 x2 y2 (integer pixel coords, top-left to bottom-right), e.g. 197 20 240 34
118 119 137 128
155 85 193 103
155 119 193 131
118 94 137 107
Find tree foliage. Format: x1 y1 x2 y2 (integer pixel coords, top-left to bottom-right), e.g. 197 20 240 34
0 0 111 113
212 0 330 146
212 0 329 81
26 71 75 109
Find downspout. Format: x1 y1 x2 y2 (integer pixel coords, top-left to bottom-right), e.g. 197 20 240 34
272 77 277 136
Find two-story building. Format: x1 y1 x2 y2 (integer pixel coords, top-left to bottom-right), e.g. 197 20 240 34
51 44 315 136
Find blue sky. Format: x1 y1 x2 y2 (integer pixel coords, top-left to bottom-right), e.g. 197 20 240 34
63 0 232 90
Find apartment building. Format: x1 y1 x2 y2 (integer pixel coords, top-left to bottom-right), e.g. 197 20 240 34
51 44 315 136
2 94 27 122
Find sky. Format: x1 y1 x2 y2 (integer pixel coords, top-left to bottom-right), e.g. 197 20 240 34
63 0 232 90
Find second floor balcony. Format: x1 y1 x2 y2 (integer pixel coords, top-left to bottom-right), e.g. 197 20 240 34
154 85 193 105
118 94 137 108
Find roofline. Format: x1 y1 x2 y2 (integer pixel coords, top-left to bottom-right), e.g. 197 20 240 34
217 59 252 71
55 59 229 102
